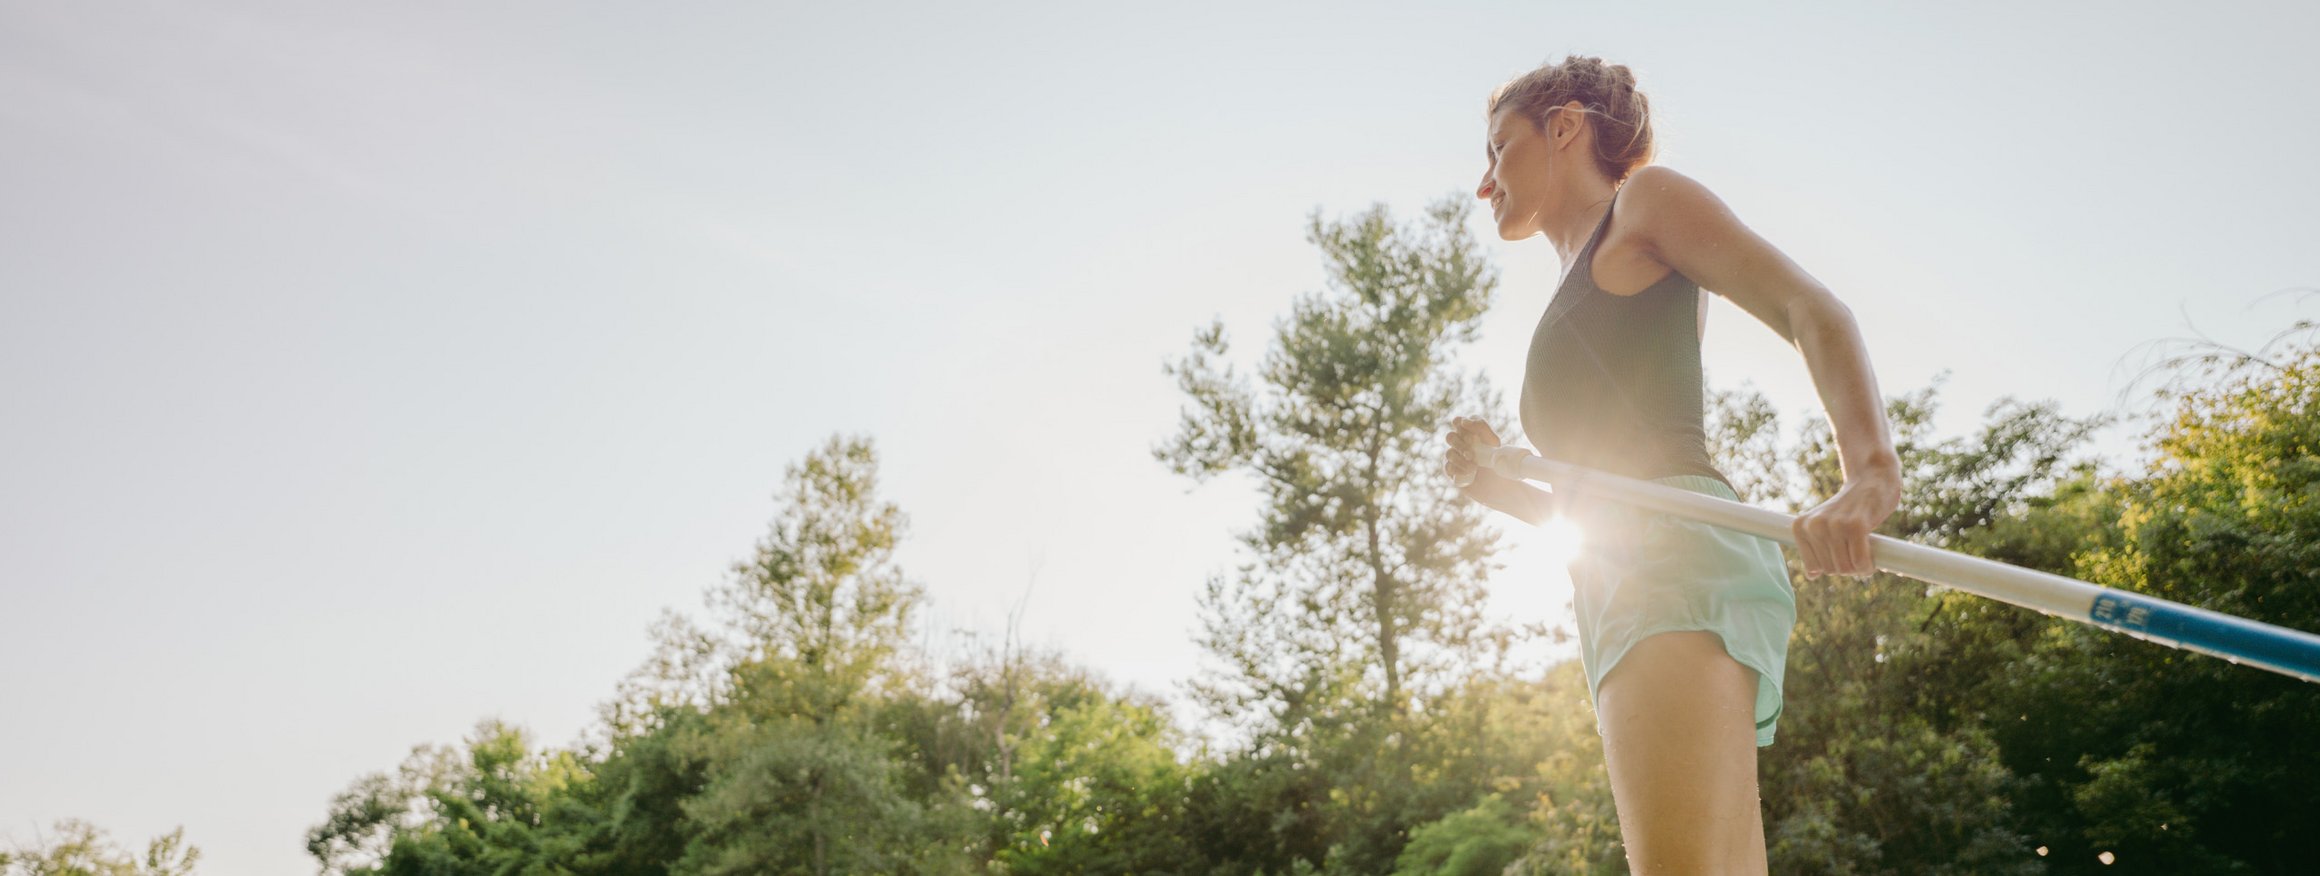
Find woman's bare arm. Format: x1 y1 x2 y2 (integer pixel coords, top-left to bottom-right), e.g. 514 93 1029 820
1444 417 1554 527
1619 165 1901 577
1467 470 1553 527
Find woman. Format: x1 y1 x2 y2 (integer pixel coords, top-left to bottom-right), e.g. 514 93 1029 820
1441 56 1901 873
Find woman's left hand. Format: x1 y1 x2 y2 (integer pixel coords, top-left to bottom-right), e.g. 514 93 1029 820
1792 473 1901 579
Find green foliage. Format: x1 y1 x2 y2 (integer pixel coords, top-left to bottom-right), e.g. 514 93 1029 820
657 435 965 874
307 720 602 876
1713 380 2098 874
1410 667 1625 876
1 821 199 876
309 433 1203 875
673 716 950 876
911 624 1205 874
1158 194 1524 873
1495 662 1624 875
309 435 949 876
579 705 710 876
988 695 1197 874
1731 326 2320 874
1158 195 1505 730
1980 328 2320 874
665 435 973 875
1764 718 2040 875
1390 794 1529 876
287 208 2320 874
718 433 923 724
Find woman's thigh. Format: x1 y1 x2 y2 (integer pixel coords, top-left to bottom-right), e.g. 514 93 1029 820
1596 630 1768 876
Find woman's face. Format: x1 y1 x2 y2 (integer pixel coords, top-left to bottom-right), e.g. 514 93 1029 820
1476 104 1557 241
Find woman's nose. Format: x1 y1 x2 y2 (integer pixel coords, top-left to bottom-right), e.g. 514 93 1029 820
1475 173 1495 200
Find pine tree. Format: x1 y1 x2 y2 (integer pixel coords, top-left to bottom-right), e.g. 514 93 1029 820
1157 195 1509 871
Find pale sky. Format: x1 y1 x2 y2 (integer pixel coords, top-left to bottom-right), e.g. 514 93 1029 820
5 2 2317 872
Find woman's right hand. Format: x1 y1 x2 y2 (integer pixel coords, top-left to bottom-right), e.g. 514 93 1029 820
1442 416 1504 489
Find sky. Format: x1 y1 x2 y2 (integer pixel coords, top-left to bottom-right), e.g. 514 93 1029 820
4 1 2318 872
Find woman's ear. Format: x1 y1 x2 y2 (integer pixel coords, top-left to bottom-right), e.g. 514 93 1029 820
1552 100 1587 148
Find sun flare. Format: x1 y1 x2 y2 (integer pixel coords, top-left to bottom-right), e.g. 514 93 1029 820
1538 515 1587 567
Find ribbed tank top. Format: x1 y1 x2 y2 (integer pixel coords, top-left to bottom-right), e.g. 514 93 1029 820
1520 192 1732 492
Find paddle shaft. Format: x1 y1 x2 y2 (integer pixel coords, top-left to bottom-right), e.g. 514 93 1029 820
1476 447 2320 684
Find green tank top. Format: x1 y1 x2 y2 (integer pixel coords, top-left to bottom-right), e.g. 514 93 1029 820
1519 191 1732 493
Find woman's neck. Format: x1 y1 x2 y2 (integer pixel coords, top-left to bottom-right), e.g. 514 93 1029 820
1545 178 1621 263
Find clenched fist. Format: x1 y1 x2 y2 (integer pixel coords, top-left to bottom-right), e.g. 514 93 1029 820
1441 416 1503 489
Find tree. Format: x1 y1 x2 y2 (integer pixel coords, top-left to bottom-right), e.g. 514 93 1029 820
674 715 950 876
575 704 711 876
3 821 199 876
1707 380 2097 874
983 680 1199 874
1390 794 1530 876
671 434 971 875
1468 661 1625 876
306 434 953 876
306 720 598 876
1157 194 1508 872
715 433 922 726
1982 324 2320 874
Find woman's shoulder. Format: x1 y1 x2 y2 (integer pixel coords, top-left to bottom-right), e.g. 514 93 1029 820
1588 166 1722 295
1613 165 1753 267
1619 166 1728 221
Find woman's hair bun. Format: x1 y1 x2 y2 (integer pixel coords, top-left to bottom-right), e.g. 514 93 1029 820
1487 55 1655 182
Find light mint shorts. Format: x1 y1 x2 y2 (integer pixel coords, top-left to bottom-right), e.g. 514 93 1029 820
1566 474 1796 747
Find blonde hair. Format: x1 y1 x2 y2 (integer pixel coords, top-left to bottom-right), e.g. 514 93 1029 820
1487 55 1656 183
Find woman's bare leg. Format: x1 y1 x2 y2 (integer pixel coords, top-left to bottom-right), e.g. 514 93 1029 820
1596 631 1769 875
